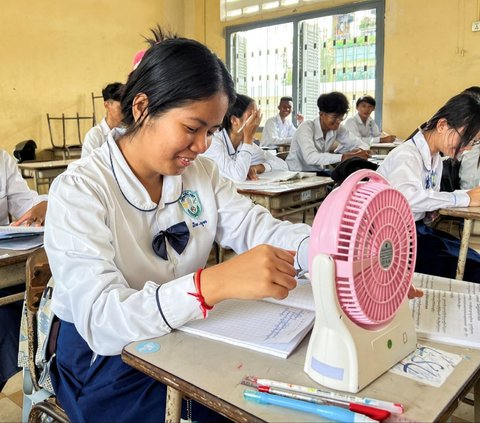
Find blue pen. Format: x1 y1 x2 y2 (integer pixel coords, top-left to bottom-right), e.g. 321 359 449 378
244 389 378 423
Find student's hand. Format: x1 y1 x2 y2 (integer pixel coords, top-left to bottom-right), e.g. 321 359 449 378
243 109 263 144
407 285 423 299
201 245 298 306
296 113 304 125
341 149 371 161
247 164 265 180
380 134 396 143
11 201 48 227
467 187 480 206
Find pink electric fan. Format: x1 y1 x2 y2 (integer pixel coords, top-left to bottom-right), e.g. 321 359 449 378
305 169 417 393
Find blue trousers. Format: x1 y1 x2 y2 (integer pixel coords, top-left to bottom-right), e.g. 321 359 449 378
51 321 231 423
415 222 480 282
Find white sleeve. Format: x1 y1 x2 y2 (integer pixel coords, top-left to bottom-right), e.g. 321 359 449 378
250 145 288 172
334 126 364 153
459 147 480 189
293 122 342 166
2 151 41 219
203 139 255 181
260 118 292 146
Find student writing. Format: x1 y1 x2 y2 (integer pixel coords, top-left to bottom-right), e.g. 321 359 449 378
202 93 288 181
377 91 480 281
44 29 311 423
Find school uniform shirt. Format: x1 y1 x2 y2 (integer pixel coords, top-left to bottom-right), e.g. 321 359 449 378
285 117 363 172
81 118 111 158
377 132 470 221
45 128 310 356
459 144 480 189
260 114 296 146
0 149 47 225
343 113 382 149
202 128 288 181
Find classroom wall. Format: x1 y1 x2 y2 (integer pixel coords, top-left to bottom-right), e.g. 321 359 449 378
0 0 478 157
0 0 184 156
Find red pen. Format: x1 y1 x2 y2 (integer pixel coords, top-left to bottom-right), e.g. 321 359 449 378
257 385 390 422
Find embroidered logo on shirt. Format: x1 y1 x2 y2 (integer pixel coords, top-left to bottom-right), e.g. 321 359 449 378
179 190 203 219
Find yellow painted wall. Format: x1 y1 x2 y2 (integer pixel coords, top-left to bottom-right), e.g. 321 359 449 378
1 0 478 157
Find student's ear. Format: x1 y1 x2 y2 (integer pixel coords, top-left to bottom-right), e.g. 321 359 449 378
231 115 241 130
132 93 149 123
436 118 449 133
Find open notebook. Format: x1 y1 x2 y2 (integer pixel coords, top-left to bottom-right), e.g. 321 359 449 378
234 170 316 190
0 225 44 249
178 279 315 358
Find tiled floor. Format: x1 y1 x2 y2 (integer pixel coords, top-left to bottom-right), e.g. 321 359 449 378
1 209 478 422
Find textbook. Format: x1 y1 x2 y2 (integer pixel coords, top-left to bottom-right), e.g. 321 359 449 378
410 273 480 348
0 225 44 238
234 170 316 190
178 279 315 358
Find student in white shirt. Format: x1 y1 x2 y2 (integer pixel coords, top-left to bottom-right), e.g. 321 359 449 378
377 92 480 281
260 96 303 147
202 93 288 181
0 148 47 390
343 95 396 149
44 29 311 423
81 82 123 158
285 91 370 174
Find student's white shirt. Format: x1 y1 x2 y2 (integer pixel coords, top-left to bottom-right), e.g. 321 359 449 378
0 149 47 225
285 117 362 172
459 145 480 189
343 113 381 148
377 132 470 221
45 128 310 356
260 115 296 146
202 129 288 181
81 118 111 158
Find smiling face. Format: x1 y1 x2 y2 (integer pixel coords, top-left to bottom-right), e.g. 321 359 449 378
278 99 293 120
118 93 229 181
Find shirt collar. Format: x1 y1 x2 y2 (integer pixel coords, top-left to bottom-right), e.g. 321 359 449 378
105 128 183 211
412 131 441 171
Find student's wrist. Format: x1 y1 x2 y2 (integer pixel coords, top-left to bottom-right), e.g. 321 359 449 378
198 266 228 306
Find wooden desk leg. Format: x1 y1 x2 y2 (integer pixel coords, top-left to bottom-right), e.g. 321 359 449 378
456 218 473 280
474 375 480 423
165 386 182 423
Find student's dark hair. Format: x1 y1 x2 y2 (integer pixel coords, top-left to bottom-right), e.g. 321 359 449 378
356 95 376 108
121 27 236 136
279 96 293 104
317 91 349 115
463 86 480 99
102 82 123 102
407 92 480 157
221 93 254 134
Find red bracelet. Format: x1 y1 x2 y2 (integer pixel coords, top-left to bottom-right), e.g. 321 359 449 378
188 268 213 318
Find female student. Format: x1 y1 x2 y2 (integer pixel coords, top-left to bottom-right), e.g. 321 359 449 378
0 148 47 390
377 92 480 281
202 93 288 181
44 30 311 422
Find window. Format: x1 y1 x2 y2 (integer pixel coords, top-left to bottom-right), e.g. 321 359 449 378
226 1 385 125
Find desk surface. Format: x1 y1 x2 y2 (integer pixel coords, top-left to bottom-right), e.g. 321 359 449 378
0 247 34 267
123 331 480 422
18 159 76 170
439 206 480 219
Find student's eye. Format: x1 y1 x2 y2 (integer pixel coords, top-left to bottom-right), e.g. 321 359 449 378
207 128 220 137
185 126 198 133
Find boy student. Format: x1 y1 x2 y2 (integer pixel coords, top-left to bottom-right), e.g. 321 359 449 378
260 96 304 147
202 93 288 181
343 95 396 149
285 91 370 174
0 148 47 390
81 82 124 158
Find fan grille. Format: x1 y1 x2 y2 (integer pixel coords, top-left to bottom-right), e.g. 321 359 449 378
335 182 416 328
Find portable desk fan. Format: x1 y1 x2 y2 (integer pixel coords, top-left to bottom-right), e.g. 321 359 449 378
305 169 417 393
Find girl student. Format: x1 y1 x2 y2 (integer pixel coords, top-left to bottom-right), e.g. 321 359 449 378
202 93 288 181
377 91 480 281
43 29 311 422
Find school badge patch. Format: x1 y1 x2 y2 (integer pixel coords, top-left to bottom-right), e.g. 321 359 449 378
179 190 203 219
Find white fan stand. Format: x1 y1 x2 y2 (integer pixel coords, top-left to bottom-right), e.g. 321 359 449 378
305 253 417 393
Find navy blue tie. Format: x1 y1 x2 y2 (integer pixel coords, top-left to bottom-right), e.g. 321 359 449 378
152 221 190 260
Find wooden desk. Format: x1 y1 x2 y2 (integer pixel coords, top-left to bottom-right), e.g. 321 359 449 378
439 206 480 280
369 143 398 155
18 159 76 192
236 176 333 220
0 247 35 306
122 332 480 422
